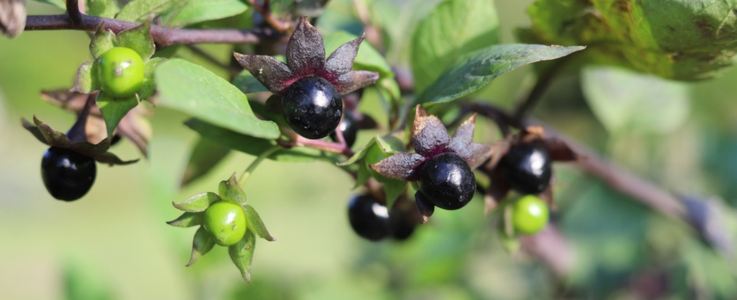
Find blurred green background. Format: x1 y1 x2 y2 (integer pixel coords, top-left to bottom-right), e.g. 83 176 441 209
2 1 737 299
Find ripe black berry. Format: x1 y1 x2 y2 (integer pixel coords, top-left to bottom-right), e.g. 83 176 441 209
389 198 419 240
281 77 343 139
418 153 476 210
41 147 96 201
496 142 552 194
329 110 358 148
347 194 390 241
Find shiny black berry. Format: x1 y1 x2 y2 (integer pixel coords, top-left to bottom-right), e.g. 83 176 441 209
389 197 419 240
329 110 358 148
281 77 343 139
418 153 476 210
41 147 96 201
347 194 390 241
496 142 552 194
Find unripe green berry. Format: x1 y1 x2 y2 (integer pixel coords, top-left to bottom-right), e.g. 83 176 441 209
203 201 247 246
97 47 144 98
511 195 549 235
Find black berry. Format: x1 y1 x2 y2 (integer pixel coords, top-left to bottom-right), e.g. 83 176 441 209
418 153 476 210
496 142 552 194
281 77 343 139
389 198 419 240
41 147 96 201
329 110 358 148
347 194 390 241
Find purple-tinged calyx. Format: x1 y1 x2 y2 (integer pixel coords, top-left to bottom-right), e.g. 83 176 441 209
233 17 379 96
370 105 492 182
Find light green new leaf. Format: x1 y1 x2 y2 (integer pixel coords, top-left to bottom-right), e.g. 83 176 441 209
90 25 115 59
187 226 216 267
173 192 221 212
521 0 737 80
139 57 166 100
71 61 100 94
244 205 276 241
415 44 585 106
228 230 256 283
162 0 248 27
117 0 181 22
96 92 138 138
219 173 247 205
88 0 119 18
411 0 499 93
155 59 280 139
115 19 155 60
323 31 394 78
581 66 690 135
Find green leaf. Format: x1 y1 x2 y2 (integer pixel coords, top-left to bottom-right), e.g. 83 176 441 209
166 212 203 228
88 0 119 18
173 192 221 212
96 92 138 139
581 66 690 135
411 0 499 93
155 59 280 139
139 57 166 100
185 118 338 163
415 44 585 106
521 0 737 80
115 18 155 60
181 137 231 187
161 0 248 27
90 25 115 59
228 229 256 283
363 137 407 208
31 0 65 10
219 173 248 205
244 205 276 241
323 31 394 78
71 61 100 94
187 226 216 267
232 70 268 94
116 0 181 22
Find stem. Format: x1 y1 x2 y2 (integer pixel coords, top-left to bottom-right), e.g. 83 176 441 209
511 55 572 122
25 14 282 47
292 135 355 157
238 145 281 187
245 0 290 33
65 0 82 25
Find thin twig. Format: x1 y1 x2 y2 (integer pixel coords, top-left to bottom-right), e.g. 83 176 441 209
245 0 290 33
65 0 82 25
511 55 574 123
25 14 282 47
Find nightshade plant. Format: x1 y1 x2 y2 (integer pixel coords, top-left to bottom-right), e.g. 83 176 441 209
8 0 737 295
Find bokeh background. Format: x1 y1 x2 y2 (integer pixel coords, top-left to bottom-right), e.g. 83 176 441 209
1 1 737 299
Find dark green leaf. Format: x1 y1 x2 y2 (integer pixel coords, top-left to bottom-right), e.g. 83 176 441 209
115 18 155 60
185 118 338 163
90 25 114 59
581 66 690 134
415 44 585 106
181 137 231 187
244 205 275 241
88 0 119 18
521 0 737 80
411 0 499 93
116 0 181 22
173 192 221 212
228 229 256 283
187 226 216 267
323 31 394 78
161 0 248 27
232 70 268 94
219 173 247 205
166 212 203 228
96 92 138 139
71 61 100 94
155 59 280 139
139 57 165 100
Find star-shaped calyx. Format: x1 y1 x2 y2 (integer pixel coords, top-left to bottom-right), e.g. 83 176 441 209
483 126 579 214
233 17 379 139
370 105 492 222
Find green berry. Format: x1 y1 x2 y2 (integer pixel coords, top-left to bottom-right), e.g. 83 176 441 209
97 47 144 98
511 195 549 235
203 201 247 246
